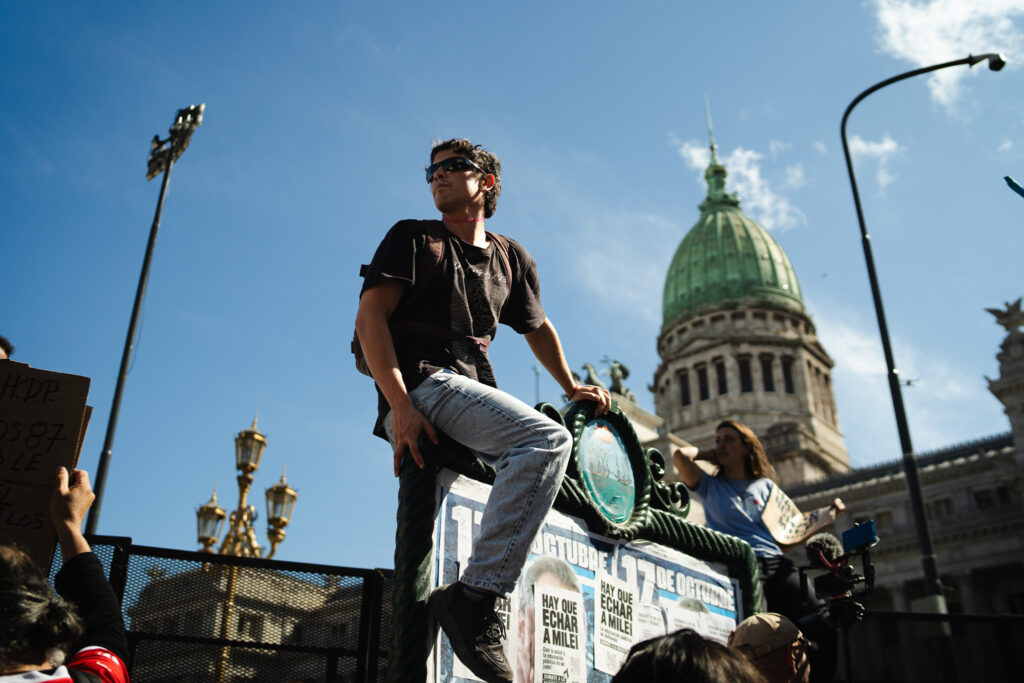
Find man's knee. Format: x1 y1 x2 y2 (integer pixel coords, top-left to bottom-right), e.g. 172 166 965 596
545 422 573 460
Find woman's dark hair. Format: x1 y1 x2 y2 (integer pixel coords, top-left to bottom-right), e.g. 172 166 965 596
430 138 502 218
612 628 766 683
717 420 777 482
0 545 83 668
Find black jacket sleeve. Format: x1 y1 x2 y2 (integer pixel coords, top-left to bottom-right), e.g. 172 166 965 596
54 552 130 667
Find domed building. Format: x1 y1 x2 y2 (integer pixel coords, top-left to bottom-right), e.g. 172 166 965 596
653 138 850 486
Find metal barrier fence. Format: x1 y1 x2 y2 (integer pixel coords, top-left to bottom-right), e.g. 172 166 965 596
45 537 1024 682
57 536 392 683
841 610 1024 682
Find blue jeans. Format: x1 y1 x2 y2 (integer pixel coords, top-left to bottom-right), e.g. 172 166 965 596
385 369 573 595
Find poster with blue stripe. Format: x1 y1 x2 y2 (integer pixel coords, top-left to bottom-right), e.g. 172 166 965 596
430 470 739 683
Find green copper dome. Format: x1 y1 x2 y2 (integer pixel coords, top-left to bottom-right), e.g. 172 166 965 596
663 151 804 326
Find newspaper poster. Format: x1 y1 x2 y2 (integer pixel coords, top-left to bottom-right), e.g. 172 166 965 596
430 470 741 682
760 483 839 546
593 571 636 675
534 582 586 683
634 601 667 642
429 472 514 681
613 540 738 645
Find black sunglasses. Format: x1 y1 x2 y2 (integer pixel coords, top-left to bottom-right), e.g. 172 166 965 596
425 156 485 183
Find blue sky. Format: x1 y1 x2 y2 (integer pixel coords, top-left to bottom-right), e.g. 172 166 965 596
3 1 1023 570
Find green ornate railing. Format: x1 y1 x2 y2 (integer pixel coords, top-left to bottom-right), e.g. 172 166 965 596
387 400 761 682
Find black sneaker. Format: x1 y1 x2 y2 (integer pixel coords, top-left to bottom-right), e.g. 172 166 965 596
428 582 512 683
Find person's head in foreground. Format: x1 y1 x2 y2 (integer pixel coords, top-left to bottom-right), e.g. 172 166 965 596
0 545 84 672
729 612 812 683
612 627 766 683
0 334 13 359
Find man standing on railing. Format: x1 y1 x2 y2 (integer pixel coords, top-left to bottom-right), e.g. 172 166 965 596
355 138 610 682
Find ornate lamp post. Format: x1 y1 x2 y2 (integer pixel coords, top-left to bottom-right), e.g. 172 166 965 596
840 54 1004 604
195 415 298 683
196 489 227 553
87 103 206 535
265 470 299 557
195 415 298 559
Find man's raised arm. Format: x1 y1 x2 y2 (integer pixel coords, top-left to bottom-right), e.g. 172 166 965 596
355 281 438 475
524 318 611 415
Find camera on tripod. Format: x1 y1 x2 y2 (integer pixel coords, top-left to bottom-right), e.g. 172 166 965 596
800 520 878 627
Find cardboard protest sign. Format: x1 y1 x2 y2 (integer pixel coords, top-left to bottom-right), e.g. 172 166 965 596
0 360 91 571
760 484 838 547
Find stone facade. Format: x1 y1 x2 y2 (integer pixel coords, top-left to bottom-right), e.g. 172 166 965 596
781 305 1024 616
127 563 364 682
654 144 849 487
788 433 1023 613
649 297 1024 616
654 303 848 487
647 136 1024 617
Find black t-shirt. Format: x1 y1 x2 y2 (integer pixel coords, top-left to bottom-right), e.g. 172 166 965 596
360 220 547 438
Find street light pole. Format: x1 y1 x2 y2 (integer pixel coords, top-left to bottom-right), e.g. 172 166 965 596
1006 176 1024 199
86 104 205 535
193 416 298 683
840 54 1004 600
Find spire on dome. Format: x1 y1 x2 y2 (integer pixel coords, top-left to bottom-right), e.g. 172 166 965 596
705 93 720 165
663 102 804 325
698 96 739 212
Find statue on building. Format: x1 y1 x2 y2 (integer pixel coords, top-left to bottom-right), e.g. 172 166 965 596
603 357 638 404
581 363 606 391
986 298 1024 334
987 297 1024 442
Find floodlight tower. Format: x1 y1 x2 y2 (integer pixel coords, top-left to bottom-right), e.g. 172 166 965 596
86 104 206 535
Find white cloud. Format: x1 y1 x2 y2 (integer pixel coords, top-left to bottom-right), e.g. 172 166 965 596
814 141 828 155
998 138 1014 152
812 302 1006 465
676 138 711 169
573 213 680 325
869 0 1024 109
674 139 806 231
784 163 807 190
769 140 792 157
849 134 902 191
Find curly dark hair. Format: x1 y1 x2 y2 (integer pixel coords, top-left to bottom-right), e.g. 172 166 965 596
0 545 83 669
430 138 502 218
612 628 766 683
0 334 13 358
717 420 778 482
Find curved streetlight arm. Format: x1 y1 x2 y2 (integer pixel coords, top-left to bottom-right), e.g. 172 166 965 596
839 53 1003 599
842 54 1003 137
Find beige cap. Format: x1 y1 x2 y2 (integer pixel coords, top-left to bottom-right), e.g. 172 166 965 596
730 612 802 659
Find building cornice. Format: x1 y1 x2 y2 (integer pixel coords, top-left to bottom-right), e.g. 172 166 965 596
789 433 1014 500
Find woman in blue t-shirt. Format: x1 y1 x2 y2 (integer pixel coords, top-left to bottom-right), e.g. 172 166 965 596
673 420 842 682
672 420 784 557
